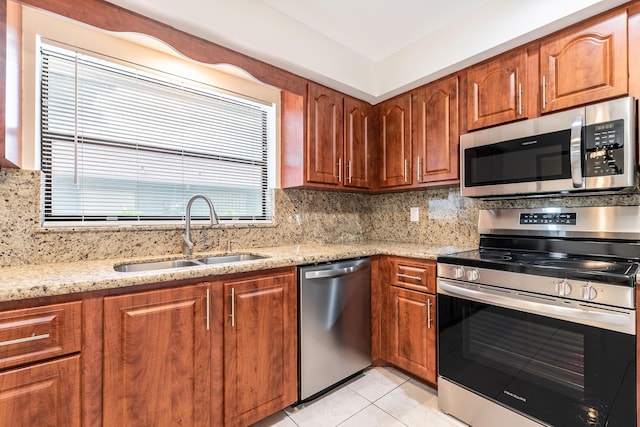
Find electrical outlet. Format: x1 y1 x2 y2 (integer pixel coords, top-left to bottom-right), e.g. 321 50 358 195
410 207 419 222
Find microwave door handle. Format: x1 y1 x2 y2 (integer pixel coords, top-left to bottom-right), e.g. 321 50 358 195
570 116 584 188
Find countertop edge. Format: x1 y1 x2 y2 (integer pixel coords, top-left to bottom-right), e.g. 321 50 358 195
0 242 474 302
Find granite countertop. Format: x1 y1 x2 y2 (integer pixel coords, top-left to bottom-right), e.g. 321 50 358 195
0 242 474 302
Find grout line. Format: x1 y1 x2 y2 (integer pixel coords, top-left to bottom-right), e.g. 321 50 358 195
335 402 373 426
284 410 302 427
372 403 410 427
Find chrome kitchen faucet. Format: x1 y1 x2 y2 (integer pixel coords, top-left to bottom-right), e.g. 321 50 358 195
183 194 218 257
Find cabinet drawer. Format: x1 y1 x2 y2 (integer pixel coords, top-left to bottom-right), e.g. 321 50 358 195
390 258 435 293
0 301 81 370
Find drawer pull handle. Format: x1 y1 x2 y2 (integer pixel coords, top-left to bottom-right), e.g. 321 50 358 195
0 333 50 347
397 273 422 281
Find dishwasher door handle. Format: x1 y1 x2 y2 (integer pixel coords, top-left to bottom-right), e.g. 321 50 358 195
304 262 368 280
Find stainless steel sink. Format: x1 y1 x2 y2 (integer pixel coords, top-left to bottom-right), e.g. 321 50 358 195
114 259 202 272
196 253 267 264
114 253 268 272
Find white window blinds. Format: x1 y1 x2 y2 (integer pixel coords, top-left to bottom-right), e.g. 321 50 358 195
40 43 274 224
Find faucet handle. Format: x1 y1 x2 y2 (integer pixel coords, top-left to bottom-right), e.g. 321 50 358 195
183 233 195 256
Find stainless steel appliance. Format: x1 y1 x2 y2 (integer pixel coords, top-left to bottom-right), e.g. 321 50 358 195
460 97 636 198
298 257 371 401
437 206 637 427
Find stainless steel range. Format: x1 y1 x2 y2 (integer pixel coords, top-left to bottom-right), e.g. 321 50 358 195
437 206 637 427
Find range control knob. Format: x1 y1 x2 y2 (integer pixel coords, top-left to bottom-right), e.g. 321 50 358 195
581 284 598 300
555 280 572 296
453 267 465 279
466 269 479 281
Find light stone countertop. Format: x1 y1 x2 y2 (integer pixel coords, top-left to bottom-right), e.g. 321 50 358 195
0 242 474 302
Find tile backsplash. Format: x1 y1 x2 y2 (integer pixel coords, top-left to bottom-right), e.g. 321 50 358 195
2 167 639 266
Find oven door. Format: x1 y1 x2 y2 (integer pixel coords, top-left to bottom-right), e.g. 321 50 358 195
438 279 636 427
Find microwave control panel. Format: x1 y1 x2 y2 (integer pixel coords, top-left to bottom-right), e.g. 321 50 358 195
584 119 624 176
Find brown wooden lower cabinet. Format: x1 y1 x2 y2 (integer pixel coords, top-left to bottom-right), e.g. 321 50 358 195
0 301 82 426
386 286 436 383
223 271 298 427
100 269 297 427
103 284 212 426
381 256 437 384
0 355 81 427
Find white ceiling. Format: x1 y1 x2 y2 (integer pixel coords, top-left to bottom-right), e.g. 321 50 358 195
106 0 628 103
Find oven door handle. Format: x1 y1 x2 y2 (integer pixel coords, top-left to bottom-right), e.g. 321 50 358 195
438 280 635 335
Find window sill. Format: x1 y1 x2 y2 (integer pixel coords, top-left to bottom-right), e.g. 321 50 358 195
37 220 275 233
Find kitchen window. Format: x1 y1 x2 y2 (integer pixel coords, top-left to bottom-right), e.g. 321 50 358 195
39 42 275 225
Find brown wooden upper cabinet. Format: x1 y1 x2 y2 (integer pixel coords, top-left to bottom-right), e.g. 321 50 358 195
540 10 627 113
306 82 344 186
282 83 372 190
466 48 529 131
378 93 412 188
344 96 372 188
412 75 459 186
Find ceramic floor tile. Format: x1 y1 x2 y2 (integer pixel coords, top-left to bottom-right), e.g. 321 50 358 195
374 379 445 426
250 410 298 427
284 386 370 427
347 367 410 402
427 409 469 427
338 404 406 427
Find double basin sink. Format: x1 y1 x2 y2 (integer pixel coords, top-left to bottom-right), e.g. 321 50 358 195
114 253 267 272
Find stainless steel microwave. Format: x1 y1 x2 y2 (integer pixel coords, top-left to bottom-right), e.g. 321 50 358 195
460 97 636 198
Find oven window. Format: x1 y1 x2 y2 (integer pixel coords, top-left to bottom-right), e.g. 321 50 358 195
464 129 571 187
438 294 636 426
466 307 584 400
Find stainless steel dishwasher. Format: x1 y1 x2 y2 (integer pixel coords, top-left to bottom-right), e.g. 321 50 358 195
298 257 371 401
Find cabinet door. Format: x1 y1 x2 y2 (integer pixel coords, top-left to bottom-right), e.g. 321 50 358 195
467 49 528 130
307 82 344 185
413 76 459 185
0 355 81 427
387 287 436 383
378 94 412 187
344 96 372 188
223 271 297 427
540 10 627 113
103 284 211 427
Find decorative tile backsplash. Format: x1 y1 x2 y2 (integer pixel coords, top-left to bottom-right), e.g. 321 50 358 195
1 167 639 266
